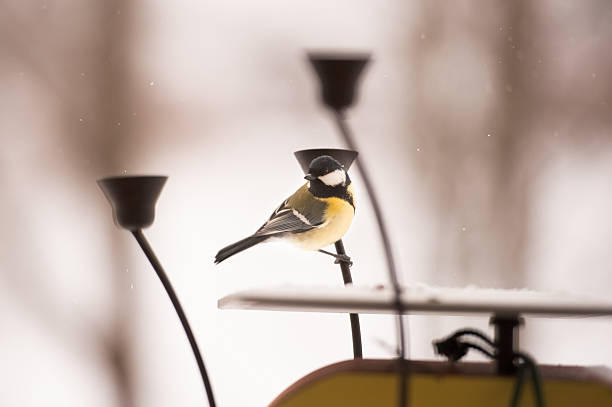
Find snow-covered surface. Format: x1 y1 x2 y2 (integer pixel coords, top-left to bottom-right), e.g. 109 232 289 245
219 283 612 317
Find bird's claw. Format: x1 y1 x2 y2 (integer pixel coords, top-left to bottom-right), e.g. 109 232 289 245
334 255 353 267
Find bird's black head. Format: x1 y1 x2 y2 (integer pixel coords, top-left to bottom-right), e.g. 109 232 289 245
305 155 346 184
305 155 353 206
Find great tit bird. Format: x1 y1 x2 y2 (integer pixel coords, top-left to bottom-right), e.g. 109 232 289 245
214 155 355 265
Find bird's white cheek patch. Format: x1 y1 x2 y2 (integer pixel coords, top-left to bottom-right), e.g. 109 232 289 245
319 169 346 186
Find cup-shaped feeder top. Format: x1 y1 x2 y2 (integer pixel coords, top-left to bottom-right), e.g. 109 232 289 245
294 149 358 174
97 175 167 230
308 52 370 111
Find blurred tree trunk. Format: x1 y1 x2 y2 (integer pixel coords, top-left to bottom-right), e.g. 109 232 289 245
487 1 529 287
409 0 529 288
0 1 136 406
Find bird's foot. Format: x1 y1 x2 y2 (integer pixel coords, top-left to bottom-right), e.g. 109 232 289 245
333 254 353 267
319 249 353 267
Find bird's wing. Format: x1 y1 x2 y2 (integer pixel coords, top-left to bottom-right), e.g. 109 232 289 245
254 184 326 236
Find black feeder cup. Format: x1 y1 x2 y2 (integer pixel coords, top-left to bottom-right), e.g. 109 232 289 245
98 175 167 230
308 53 370 112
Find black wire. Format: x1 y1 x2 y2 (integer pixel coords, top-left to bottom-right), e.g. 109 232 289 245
463 342 496 360
332 110 408 406
509 363 528 407
511 352 545 407
433 329 545 407
433 329 496 362
433 335 496 362
448 329 496 347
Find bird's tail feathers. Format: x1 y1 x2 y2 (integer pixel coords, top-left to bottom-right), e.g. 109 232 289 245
214 235 269 264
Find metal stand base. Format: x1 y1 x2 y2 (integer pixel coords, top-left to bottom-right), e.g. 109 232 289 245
490 314 523 375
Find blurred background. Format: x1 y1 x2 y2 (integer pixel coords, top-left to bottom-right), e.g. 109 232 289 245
1 0 612 406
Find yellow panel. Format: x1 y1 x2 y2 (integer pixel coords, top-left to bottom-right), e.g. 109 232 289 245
273 372 612 407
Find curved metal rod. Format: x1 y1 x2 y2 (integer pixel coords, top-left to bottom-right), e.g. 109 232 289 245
333 110 408 406
132 230 216 407
334 239 363 358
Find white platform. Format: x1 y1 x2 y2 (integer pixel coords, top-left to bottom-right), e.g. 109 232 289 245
218 284 612 317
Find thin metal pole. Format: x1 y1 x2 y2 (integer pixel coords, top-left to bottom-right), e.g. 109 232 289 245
334 239 363 359
132 230 216 407
333 110 408 406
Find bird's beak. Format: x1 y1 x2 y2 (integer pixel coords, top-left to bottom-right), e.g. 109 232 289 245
304 174 316 181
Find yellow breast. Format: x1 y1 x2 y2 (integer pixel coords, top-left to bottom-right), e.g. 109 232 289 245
290 195 355 251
